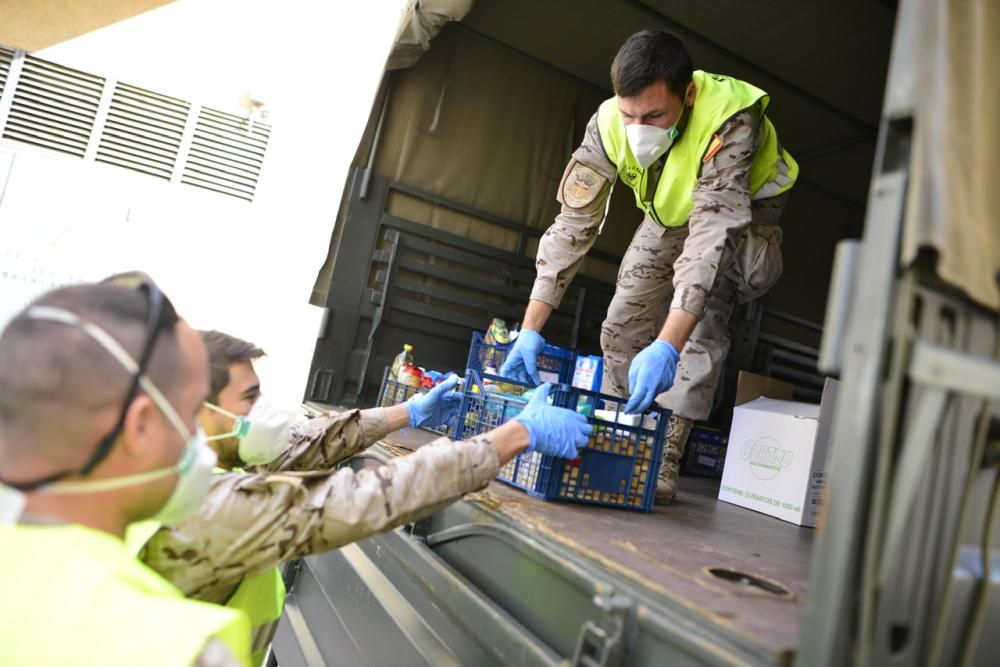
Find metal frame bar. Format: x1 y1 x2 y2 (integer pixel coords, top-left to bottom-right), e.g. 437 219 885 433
799 1 1000 663
339 543 464 667
797 156 910 666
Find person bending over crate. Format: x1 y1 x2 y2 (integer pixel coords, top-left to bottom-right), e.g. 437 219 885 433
131 330 590 664
500 31 796 505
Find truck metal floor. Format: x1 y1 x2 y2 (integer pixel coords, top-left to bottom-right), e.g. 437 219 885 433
381 425 814 663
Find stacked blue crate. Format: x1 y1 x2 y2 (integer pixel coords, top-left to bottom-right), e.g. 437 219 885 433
457 369 669 512
376 367 457 437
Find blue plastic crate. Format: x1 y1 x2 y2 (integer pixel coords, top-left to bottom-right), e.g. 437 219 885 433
457 370 669 512
376 367 457 436
465 331 576 385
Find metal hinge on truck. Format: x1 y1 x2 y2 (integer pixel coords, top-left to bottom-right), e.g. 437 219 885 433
571 592 635 667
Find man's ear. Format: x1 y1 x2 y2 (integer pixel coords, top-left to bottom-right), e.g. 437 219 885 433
120 394 157 460
685 82 696 106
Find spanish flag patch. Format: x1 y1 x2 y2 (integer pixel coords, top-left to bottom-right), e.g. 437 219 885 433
703 134 724 163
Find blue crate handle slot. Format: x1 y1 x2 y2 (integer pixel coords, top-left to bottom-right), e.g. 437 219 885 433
466 331 577 385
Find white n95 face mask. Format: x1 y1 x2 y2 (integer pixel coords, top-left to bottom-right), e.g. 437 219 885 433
204 396 292 465
149 428 216 524
0 484 27 524
625 123 681 169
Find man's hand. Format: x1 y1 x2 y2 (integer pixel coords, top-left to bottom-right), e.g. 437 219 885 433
499 329 545 385
624 340 680 414
513 384 592 458
405 375 462 428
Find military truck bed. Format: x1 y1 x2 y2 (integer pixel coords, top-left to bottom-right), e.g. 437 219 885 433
274 416 815 666
384 426 813 660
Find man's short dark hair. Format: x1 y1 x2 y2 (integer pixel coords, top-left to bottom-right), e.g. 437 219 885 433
201 330 265 401
611 30 693 99
0 282 184 472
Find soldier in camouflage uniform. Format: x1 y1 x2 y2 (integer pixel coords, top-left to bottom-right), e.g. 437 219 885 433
136 331 591 660
139 405 506 658
501 31 796 504
141 407 505 610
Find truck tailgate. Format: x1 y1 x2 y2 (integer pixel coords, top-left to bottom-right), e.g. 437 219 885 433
274 423 813 666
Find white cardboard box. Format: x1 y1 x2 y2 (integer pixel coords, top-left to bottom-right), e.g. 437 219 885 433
718 375 838 527
572 355 603 391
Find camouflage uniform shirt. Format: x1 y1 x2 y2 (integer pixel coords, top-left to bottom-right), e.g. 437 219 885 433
138 408 499 605
531 108 765 319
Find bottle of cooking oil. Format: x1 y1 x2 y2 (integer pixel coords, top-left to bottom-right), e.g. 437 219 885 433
392 344 415 382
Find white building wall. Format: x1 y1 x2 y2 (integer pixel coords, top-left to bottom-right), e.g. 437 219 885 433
1 0 403 406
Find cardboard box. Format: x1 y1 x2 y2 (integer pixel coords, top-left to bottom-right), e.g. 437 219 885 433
718 372 838 527
572 355 603 391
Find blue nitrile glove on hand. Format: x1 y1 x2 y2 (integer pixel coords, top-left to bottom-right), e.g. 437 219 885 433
513 384 592 458
624 340 680 414
499 329 545 385
406 375 462 428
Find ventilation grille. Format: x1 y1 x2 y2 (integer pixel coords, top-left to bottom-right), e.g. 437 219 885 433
181 107 270 201
96 82 190 180
0 47 271 201
0 47 13 97
2 55 103 158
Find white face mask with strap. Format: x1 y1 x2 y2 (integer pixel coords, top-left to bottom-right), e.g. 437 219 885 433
0 306 217 526
204 395 292 465
623 84 693 169
625 122 681 169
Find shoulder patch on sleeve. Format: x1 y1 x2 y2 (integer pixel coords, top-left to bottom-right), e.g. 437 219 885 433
562 163 606 209
703 134 724 163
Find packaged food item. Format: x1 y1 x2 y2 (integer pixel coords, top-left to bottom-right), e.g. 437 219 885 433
483 319 511 371
391 344 415 381
398 363 423 388
571 355 603 391
423 370 446 385
483 318 510 346
594 409 657 431
496 382 525 396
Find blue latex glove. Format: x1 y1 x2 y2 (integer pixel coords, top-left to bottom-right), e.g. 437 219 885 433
498 329 544 385
406 375 462 428
513 384 592 458
624 340 680 414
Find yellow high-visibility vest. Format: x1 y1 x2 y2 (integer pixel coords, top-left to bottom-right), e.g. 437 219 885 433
128 519 286 667
0 523 251 666
597 70 798 227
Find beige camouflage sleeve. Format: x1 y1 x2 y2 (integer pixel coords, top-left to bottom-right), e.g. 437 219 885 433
261 408 391 473
530 112 617 307
141 435 500 605
671 109 760 319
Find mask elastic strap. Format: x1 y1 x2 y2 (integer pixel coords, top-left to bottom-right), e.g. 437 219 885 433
37 462 179 494
202 402 251 441
203 402 238 420
27 307 194 442
37 430 202 495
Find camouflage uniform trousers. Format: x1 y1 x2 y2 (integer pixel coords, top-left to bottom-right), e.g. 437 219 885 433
600 194 788 500
599 218 736 420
